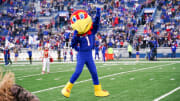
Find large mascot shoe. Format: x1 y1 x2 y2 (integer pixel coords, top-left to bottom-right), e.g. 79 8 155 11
61 82 74 98
94 84 109 97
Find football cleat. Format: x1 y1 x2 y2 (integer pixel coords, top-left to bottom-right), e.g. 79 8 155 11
41 71 45 74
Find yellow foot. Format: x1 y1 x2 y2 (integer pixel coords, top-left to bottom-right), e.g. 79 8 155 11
61 82 73 98
95 90 109 97
94 84 110 97
61 88 70 98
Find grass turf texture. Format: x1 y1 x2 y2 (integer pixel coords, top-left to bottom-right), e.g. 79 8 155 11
1 61 180 101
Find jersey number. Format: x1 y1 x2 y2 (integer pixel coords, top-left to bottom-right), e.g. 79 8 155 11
85 36 90 46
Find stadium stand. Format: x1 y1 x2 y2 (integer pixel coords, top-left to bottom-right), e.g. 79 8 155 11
0 0 179 61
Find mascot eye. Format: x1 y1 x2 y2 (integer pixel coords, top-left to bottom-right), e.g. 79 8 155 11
72 16 77 23
79 13 85 19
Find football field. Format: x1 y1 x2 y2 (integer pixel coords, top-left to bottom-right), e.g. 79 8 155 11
1 61 180 101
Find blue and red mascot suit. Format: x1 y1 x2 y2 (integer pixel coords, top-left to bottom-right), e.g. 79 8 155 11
61 8 109 97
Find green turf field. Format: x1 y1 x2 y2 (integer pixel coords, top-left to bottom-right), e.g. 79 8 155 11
1 61 180 101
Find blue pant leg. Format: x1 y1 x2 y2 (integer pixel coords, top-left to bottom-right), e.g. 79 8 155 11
71 55 73 61
103 53 105 62
95 53 97 60
4 55 8 65
172 51 176 58
4 56 6 65
70 55 85 84
171 52 174 58
97 53 100 59
86 59 99 85
95 53 99 60
64 56 66 62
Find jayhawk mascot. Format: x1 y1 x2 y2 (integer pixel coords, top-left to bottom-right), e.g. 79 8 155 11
61 8 109 97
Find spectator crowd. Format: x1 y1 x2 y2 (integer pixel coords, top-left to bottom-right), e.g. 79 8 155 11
0 0 179 53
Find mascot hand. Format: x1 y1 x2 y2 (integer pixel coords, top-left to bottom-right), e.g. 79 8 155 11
95 7 101 18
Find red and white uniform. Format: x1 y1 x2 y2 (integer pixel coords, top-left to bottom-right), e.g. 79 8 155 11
42 49 51 74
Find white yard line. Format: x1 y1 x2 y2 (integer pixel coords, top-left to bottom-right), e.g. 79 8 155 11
153 86 180 101
16 65 103 79
50 61 180 63
16 69 74 79
16 64 109 79
32 63 174 94
1 61 180 65
15 61 178 79
3 61 180 72
54 61 180 64
4 67 41 72
0 63 42 65
3 63 73 72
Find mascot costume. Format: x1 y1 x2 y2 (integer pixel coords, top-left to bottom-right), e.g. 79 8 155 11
0 69 39 101
61 8 109 97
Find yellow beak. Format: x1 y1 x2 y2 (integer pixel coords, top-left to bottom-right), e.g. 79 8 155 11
71 15 92 34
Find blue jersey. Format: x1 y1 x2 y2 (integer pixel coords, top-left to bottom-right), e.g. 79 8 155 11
76 34 95 51
171 45 176 52
95 40 100 46
149 40 158 49
43 30 49 35
71 8 100 52
27 51 32 56
64 32 70 39
152 40 158 48
108 41 113 47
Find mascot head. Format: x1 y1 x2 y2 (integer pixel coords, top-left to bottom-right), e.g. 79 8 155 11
70 10 92 34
